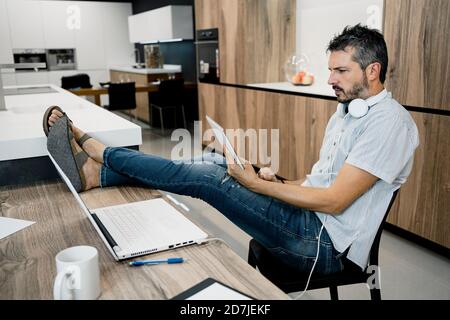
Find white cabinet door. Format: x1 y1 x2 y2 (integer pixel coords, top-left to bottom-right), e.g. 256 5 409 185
48 70 78 87
84 69 107 88
7 0 45 49
15 72 49 86
1 73 16 86
101 2 134 68
0 0 13 63
40 0 76 48
74 1 105 70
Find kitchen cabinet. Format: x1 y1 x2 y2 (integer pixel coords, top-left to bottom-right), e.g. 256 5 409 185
384 0 450 111
40 0 76 48
388 111 450 248
128 5 193 44
15 72 49 86
101 2 134 68
194 0 220 30
0 0 13 64
195 0 296 85
74 1 106 70
1 73 16 86
6 0 45 49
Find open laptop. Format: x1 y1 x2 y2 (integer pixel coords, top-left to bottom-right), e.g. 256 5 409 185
48 153 208 261
206 115 244 170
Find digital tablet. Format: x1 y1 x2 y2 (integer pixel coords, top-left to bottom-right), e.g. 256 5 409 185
206 115 244 170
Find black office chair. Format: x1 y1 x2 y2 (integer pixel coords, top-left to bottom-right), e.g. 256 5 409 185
248 190 399 300
149 79 187 134
103 82 137 121
61 73 92 89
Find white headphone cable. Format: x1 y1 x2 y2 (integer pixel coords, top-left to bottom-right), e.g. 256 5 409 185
294 221 326 300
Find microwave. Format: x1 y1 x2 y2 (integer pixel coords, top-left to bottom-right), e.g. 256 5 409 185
46 49 77 71
13 49 48 71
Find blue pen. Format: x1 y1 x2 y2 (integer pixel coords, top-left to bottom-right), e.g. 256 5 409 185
129 257 185 267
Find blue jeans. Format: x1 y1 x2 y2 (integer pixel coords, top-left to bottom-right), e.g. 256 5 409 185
100 147 344 275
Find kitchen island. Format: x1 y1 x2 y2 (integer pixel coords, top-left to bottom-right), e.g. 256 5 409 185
0 84 142 186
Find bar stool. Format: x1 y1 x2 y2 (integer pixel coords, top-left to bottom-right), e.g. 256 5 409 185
149 79 187 134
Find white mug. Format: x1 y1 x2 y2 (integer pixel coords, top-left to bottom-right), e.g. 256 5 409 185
54 246 101 300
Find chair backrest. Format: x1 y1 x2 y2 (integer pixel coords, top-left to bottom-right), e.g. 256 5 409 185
154 78 185 107
107 82 136 111
367 189 399 268
61 73 92 89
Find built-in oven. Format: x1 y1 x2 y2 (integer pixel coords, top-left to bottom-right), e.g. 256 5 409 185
46 48 77 71
13 49 48 71
196 28 220 83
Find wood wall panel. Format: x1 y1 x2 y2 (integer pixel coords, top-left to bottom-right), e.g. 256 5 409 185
388 112 450 247
199 83 450 248
194 0 220 30
384 0 450 110
198 83 336 179
195 0 296 85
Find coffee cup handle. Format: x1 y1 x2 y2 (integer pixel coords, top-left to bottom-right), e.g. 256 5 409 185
53 266 77 300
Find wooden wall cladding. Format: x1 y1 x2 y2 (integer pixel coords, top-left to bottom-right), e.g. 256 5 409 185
198 83 336 179
388 112 450 248
195 0 296 85
384 0 450 111
199 83 450 248
194 0 220 30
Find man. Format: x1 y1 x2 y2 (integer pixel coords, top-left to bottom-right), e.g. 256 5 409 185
43 24 418 275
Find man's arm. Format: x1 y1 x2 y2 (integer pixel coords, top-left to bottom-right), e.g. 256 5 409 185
284 178 306 186
229 162 379 215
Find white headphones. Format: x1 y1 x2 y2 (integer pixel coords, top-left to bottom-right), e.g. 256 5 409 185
338 89 388 118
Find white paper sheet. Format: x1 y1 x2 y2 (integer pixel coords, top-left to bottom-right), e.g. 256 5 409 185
0 217 35 240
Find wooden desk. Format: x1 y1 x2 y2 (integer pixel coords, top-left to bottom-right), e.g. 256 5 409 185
0 181 289 300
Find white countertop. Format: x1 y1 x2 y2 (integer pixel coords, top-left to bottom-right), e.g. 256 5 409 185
247 81 336 98
0 84 142 161
110 64 182 75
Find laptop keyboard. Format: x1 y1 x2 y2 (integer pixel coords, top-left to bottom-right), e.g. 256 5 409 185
93 199 207 257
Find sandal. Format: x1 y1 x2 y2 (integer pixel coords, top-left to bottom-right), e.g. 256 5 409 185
42 105 69 136
47 115 89 192
42 105 92 147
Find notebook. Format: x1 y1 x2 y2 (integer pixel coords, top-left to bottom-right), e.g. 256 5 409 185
48 152 208 261
206 115 244 170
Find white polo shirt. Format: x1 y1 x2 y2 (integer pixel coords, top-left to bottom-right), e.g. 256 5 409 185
302 89 419 269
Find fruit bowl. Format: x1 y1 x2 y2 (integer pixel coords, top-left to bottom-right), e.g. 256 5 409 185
284 54 314 86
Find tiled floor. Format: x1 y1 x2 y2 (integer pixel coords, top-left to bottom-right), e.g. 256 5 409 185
124 115 450 300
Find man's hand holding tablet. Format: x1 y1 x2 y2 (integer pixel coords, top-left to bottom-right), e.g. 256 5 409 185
206 116 261 190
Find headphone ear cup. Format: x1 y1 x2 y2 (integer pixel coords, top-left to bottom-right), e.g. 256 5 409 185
348 98 369 118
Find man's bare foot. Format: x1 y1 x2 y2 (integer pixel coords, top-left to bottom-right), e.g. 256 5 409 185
70 138 101 190
48 109 106 163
